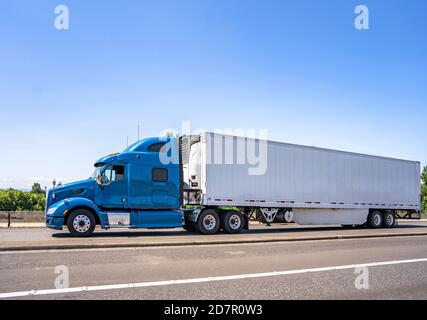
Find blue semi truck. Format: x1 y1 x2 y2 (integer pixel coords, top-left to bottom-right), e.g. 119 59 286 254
45 133 421 237
46 136 188 236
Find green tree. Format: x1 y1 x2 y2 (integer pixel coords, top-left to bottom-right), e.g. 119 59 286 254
31 183 45 194
422 165 427 213
0 187 46 211
0 189 15 211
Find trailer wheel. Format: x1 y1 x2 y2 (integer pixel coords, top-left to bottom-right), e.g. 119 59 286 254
367 211 383 229
196 209 220 235
382 210 396 228
222 211 244 234
67 209 96 237
283 210 294 223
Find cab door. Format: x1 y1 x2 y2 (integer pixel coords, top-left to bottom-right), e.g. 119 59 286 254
126 163 176 209
96 163 127 208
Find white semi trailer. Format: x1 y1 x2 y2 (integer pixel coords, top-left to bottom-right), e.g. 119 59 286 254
181 132 421 234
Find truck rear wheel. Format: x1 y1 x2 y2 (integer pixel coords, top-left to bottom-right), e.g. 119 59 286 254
221 210 244 234
67 209 96 237
382 210 396 228
196 209 220 235
183 221 196 232
367 211 383 229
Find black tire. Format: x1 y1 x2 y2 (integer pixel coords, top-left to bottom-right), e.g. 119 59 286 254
382 210 396 228
183 220 196 232
196 209 220 235
367 211 383 229
221 210 244 234
67 209 96 237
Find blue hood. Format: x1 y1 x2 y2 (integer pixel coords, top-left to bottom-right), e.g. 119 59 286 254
46 179 95 210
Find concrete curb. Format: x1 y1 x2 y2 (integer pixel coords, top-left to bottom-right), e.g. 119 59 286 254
1 231 427 252
1 219 427 228
0 223 45 228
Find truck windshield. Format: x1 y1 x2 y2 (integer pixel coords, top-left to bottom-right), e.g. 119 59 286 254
91 167 102 179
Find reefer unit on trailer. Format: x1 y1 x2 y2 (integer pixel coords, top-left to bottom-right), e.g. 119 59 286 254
182 132 421 229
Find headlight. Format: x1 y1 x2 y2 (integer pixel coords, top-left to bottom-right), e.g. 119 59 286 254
46 207 57 215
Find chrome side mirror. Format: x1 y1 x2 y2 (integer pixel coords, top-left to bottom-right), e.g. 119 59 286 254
96 171 111 186
96 172 103 186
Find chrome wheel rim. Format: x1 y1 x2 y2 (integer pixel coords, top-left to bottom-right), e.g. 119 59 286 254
229 214 242 230
284 211 294 223
386 214 394 226
373 213 381 226
73 214 91 233
202 214 216 231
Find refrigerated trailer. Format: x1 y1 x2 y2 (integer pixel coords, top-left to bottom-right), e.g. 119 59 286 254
45 132 421 236
181 133 421 232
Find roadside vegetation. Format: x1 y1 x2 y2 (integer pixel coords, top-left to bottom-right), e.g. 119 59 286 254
0 183 46 211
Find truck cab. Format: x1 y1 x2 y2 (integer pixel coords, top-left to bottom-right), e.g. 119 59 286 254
45 137 184 236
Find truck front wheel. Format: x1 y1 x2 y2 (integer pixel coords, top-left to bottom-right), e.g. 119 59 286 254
67 209 96 237
196 209 220 235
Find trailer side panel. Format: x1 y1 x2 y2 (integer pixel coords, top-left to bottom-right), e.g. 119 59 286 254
198 133 420 211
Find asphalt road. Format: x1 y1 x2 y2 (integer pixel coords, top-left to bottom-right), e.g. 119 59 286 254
1 233 427 299
1 221 426 240
1 222 427 251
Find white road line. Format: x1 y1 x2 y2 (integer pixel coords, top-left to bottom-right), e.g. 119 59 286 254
1 257 427 298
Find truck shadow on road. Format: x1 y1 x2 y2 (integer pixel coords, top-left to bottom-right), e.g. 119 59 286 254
51 223 427 239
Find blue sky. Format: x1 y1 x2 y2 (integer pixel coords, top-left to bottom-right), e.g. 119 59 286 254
0 0 426 190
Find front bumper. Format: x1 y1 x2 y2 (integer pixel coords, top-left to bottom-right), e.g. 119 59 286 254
45 215 64 230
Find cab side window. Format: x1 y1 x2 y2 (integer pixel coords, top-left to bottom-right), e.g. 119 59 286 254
147 142 166 153
104 165 125 182
152 168 168 182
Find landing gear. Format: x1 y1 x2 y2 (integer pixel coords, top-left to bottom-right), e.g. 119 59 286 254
259 208 279 226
